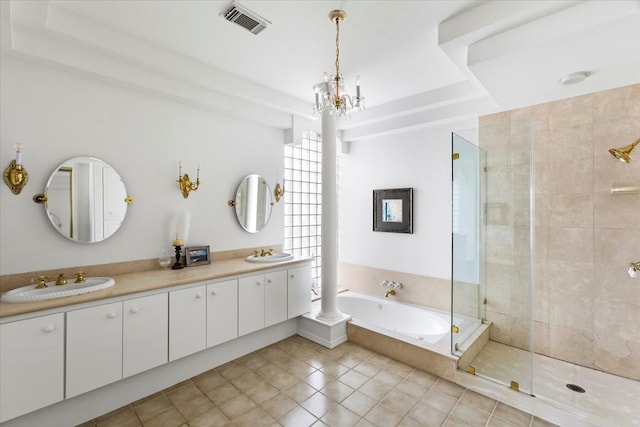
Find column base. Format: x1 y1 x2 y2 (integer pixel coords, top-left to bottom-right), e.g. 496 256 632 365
297 309 351 349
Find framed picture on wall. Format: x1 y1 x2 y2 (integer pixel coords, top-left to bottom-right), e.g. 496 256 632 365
373 188 413 233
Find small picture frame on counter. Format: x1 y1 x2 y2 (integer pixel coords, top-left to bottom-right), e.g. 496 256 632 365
185 245 211 267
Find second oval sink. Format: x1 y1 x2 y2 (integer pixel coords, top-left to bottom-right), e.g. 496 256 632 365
245 253 294 263
1 277 115 303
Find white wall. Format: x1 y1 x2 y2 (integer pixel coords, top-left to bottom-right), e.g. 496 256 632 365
338 121 475 280
0 56 285 275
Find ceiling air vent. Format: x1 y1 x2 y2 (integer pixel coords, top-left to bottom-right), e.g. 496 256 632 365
221 1 271 35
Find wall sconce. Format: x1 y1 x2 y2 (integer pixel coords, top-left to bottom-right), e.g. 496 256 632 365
3 144 29 195
274 179 285 203
629 261 640 279
177 161 200 198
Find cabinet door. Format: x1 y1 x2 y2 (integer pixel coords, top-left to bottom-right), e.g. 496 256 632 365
207 279 238 347
265 270 287 327
123 293 168 378
169 285 206 361
66 302 123 398
238 275 264 336
0 313 64 423
288 265 312 318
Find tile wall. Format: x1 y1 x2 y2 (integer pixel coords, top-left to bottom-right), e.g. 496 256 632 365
479 84 640 381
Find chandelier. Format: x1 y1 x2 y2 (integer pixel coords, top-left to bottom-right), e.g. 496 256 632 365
313 10 364 118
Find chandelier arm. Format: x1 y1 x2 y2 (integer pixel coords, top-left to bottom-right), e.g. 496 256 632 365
334 16 341 102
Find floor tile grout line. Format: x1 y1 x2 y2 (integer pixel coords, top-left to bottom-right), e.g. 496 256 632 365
88 336 550 427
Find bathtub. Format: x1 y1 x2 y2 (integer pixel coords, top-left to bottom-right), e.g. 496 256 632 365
336 291 450 345
332 290 468 379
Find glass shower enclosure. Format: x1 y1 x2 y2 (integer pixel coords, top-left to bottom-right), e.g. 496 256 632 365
451 122 535 396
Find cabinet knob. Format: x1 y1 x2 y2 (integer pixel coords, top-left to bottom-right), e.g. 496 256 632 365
130 307 139 314
267 279 272 284
290 274 295 278
195 294 202 299
257 281 262 286
107 312 117 319
211 290 218 296
42 325 55 333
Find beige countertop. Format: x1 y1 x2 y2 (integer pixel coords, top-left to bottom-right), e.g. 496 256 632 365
0 257 311 319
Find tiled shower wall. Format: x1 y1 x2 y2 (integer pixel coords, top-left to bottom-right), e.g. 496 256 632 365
479 84 640 381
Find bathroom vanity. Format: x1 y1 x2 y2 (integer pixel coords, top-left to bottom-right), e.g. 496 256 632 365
0 257 311 426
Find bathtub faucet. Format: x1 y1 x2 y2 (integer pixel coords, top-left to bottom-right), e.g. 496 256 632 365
385 290 396 298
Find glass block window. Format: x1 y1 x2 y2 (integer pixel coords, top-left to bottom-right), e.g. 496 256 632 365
284 131 322 286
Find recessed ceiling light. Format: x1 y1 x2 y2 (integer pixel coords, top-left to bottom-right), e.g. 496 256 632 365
558 72 589 85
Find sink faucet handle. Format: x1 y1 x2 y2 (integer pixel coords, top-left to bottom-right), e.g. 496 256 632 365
74 271 86 283
55 273 68 286
268 248 274 256
32 275 50 289
254 250 259 257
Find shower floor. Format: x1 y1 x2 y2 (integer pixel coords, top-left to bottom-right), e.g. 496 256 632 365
468 341 640 426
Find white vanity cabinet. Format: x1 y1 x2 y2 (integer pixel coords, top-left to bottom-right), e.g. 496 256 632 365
0 260 312 423
239 270 289 335
66 301 123 398
238 275 265 336
265 270 287 327
207 279 238 347
123 293 168 378
169 285 206 361
287 264 312 318
0 313 65 423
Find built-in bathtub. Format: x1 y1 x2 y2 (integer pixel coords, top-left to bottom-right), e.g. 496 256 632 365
337 291 450 344
333 291 488 380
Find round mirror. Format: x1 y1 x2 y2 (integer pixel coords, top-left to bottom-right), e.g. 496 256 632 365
233 174 273 233
43 157 129 243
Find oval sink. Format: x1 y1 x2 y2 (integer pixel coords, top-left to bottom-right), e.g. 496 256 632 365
1 277 115 303
245 253 294 263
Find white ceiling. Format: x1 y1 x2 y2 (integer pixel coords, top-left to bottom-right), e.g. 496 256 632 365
2 0 639 141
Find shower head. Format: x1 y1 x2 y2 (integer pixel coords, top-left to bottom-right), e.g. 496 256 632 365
609 138 640 163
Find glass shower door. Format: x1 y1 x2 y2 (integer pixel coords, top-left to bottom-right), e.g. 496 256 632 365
451 131 486 356
453 121 535 396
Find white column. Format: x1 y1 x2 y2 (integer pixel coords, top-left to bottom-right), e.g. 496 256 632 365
317 108 343 322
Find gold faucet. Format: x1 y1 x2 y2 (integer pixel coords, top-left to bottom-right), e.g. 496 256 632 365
55 273 67 286
74 271 86 283
32 276 49 289
385 290 396 298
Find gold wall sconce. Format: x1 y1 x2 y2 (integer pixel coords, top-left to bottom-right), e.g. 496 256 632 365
609 137 639 163
274 179 285 203
177 161 200 198
3 144 28 195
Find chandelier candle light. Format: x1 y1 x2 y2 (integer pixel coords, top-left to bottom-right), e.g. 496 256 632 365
313 10 364 118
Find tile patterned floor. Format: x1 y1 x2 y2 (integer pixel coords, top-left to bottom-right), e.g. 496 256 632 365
79 336 557 427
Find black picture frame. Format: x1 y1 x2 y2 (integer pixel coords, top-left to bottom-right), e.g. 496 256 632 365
185 245 211 267
373 188 413 233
